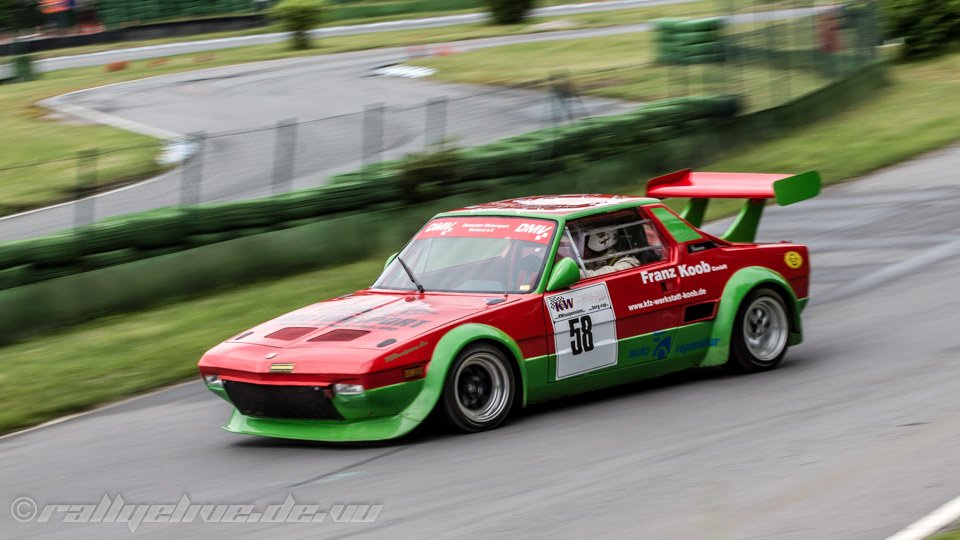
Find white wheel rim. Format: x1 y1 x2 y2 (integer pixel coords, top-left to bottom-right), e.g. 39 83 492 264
743 296 788 362
454 352 510 424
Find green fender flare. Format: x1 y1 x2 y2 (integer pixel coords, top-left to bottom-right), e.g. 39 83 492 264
401 323 527 423
699 266 804 368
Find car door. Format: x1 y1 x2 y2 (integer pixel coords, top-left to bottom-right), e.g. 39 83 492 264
544 209 683 382
646 204 732 361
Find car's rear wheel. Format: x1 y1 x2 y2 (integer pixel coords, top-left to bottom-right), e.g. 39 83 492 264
726 287 790 373
441 344 516 433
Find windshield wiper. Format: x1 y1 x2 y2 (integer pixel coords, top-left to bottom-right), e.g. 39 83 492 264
395 256 425 294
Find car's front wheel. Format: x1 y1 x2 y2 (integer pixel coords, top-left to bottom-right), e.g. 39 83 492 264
726 287 790 373
441 344 516 433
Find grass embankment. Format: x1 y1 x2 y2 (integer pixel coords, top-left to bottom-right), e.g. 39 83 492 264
0 0 732 216
3 50 960 437
410 16 829 112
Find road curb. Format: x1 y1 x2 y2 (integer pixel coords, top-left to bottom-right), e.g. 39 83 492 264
886 495 960 540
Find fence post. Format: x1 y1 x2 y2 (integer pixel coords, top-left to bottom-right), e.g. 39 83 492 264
272 118 298 195
361 103 385 166
424 97 448 149
765 20 785 107
867 0 880 59
180 132 206 207
548 73 583 124
74 150 98 228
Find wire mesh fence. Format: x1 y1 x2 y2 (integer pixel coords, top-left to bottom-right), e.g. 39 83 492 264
0 0 880 243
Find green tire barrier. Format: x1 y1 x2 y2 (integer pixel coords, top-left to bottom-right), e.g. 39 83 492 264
655 17 727 65
0 63 887 346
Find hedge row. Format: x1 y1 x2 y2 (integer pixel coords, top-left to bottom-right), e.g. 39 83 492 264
328 0 480 22
97 0 485 27
0 95 739 292
654 18 727 65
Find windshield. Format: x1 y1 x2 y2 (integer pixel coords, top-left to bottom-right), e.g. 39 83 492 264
374 217 558 294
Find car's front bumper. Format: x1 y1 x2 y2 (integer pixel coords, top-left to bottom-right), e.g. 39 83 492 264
208 379 430 442
223 409 423 442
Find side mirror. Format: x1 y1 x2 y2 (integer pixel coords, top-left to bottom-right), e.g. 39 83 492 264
546 257 580 292
384 252 398 270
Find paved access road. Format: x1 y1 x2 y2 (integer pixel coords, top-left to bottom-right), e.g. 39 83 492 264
2 144 959 539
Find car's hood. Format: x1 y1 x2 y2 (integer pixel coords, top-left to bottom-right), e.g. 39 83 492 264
229 290 518 350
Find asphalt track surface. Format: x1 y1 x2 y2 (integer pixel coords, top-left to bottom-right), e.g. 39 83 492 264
2 143 960 539
1 6 825 242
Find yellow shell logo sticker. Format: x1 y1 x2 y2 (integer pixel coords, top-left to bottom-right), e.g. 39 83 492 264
784 251 804 269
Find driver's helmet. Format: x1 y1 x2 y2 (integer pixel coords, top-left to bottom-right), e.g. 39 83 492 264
587 229 617 252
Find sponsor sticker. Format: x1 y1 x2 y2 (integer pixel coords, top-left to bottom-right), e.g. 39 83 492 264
639 262 728 285
415 217 556 244
784 251 804 269
545 283 618 379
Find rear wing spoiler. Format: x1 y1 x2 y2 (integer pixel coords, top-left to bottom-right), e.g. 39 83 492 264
646 169 821 243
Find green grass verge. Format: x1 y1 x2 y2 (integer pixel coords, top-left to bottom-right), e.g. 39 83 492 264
4 51 960 437
931 528 960 540
409 16 831 112
0 258 386 434
656 52 960 220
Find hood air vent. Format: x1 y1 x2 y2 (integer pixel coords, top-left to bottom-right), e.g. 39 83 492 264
309 329 370 342
265 327 317 341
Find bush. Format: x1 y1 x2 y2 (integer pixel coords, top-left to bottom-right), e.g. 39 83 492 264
484 0 536 24
0 1 42 33
270 0 327 50
881 0 960 58
0 0 15 31
398 147 462 203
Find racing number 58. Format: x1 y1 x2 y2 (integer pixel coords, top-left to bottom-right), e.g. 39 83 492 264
569 316 594 355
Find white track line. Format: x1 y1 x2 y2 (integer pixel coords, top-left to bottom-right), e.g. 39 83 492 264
44 99 183 140
886 494 960 540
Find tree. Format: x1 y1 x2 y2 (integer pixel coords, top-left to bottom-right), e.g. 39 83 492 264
269 0 327 50
485 0 537 25
0 0 15 31
1 0 42 32
881 0 960 58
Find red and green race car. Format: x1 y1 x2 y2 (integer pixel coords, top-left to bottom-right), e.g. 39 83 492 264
198 169 821 442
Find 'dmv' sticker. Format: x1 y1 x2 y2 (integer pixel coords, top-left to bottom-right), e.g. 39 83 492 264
545 283 617 380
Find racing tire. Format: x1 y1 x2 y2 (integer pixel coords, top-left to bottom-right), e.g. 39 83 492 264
441 344 516 433
725 287 790 373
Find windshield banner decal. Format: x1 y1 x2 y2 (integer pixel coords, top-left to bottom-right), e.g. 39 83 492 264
416 217 556 244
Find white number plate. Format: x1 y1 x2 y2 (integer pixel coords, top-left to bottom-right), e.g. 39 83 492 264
545 283 618 379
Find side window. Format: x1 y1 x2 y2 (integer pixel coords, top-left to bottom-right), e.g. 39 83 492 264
563 210 667 279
